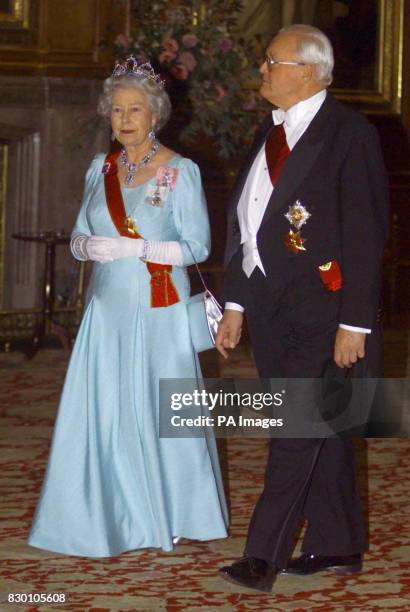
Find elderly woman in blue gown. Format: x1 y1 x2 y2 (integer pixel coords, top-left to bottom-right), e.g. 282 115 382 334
28 56 228 557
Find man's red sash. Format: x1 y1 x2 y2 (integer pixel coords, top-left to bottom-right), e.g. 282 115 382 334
102 151 179 308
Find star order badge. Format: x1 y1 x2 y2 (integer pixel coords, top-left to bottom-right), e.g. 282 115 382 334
284 200 310 253
285 200 311 230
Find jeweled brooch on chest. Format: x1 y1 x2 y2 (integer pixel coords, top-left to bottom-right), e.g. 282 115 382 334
284 200 311 253
146 166 179 207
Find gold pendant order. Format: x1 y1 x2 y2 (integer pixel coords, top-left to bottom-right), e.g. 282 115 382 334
123 216 139 236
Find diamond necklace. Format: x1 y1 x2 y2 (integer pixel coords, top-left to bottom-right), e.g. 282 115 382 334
119 140 159 185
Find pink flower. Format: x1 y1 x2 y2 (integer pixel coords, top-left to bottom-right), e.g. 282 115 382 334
159 50 176 64
215 84 226 101
219 38 233 54
243 93 256 111
170 63 189 80
182 33 199 48
114 33 133 50
163 37 179 53
178 51 197 72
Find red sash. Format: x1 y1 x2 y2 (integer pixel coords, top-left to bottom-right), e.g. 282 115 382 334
102 151 179 308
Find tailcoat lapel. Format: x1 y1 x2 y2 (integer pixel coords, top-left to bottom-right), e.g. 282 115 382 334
259 93 335 229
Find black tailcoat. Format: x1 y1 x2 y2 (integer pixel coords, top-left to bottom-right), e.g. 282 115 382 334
224 93 389 330
221 93 389 568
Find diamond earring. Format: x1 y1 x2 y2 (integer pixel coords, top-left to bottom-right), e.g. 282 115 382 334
148 130 156 141
111 132 116 142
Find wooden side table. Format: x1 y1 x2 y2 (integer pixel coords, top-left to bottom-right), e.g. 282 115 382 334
12 231 71 358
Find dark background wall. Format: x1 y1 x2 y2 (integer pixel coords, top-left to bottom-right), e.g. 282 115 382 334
0 0 408 316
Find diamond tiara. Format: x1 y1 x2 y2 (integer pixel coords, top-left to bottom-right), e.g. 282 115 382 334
112 55 165 88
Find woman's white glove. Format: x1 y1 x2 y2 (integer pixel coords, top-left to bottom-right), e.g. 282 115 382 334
145 240 183 266
71 234 184 266
85 236 143 262
70 235 89 261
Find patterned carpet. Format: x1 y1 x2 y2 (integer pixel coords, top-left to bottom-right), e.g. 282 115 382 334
0 344 409 611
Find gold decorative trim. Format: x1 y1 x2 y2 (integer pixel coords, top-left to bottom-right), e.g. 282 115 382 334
0 144 7 309
395 0 404 109
0 0 30 29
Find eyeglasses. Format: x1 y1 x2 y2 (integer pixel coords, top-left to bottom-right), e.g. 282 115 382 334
264 56 306 71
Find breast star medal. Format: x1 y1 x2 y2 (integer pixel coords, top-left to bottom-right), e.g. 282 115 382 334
284 200 311 253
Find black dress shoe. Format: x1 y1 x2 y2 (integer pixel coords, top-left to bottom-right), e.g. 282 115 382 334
219 556 275 592
281 553 362 575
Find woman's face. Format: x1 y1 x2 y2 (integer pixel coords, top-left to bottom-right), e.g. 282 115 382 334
110 86 154 149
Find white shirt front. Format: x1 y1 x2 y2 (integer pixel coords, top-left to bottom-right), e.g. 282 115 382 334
237 89 327 279
226 89 371 334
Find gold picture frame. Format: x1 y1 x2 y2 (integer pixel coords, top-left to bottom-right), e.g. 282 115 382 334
0 0 29 29
331 0 403 114
241 0 403 115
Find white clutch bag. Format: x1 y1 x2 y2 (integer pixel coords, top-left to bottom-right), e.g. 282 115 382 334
186 246 223 353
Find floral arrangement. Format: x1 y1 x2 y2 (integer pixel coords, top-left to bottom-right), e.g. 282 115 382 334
114 0 266 158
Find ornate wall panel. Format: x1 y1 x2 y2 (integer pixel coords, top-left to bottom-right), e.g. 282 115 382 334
5 132 41 310
0 75 108 349
0 143 7 308
46 2 97 53
0 0 127 76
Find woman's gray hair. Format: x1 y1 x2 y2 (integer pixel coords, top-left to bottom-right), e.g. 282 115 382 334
280 24 334 85
98 74 172 131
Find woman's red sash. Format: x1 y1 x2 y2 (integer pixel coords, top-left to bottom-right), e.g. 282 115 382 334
102 151 179 308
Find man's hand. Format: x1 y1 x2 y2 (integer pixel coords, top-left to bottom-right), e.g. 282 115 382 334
334 328 366 368
215 309 243 359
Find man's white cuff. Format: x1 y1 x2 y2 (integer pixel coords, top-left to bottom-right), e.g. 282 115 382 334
225 302 245 313
339 323 371 334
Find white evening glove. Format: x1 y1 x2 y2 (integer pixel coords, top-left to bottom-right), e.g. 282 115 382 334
84 236 144 262
143 240 183 266
71 234 183 265
70 235 89 261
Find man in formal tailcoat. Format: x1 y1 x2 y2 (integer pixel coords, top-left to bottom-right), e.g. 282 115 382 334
216 24 389 593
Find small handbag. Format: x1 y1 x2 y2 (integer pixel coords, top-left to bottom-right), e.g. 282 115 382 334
186 246 223 353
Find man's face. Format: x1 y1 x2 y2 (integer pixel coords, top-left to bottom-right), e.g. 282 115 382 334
259 33 307 109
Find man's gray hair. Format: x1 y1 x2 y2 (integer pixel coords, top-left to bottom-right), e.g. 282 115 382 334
98 74 171 131
280 24 334 85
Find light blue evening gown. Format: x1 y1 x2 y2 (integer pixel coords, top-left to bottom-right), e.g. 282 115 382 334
28 154 228 557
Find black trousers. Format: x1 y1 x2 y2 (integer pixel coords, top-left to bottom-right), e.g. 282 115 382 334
241 269 382 569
